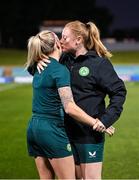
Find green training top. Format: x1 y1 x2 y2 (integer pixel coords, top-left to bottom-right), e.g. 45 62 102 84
32 57 70 120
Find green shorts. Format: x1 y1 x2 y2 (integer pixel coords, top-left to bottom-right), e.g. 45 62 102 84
71 142 104 164
27 116 72 159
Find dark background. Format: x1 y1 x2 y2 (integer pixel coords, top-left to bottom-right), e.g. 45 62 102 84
0 0 139 48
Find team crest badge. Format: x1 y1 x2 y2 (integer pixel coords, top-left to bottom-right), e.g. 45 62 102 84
67 144 71 152
79 67 90 76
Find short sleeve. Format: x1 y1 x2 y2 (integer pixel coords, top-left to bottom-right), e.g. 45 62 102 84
53 65 71 88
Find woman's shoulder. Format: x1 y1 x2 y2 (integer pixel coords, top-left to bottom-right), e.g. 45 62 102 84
49 58 69 75
88 51 111 64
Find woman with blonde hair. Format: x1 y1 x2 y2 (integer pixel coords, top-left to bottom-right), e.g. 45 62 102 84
26 30 114 179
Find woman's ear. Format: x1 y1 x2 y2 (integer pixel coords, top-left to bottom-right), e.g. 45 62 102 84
55 41 62 54
76 36 82 46
77 36 82 40
55 41 60 50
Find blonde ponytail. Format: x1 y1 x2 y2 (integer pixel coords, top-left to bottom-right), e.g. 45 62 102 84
26 36 41 68
26 30 55 69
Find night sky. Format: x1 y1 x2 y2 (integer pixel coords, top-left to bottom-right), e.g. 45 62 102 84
96 0 139 31
1 0 139 48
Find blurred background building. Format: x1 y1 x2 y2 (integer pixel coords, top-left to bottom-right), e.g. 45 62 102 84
0 0 139 83
0 0 139 49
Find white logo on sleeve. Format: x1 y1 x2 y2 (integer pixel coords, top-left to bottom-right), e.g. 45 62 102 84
88 151 96 158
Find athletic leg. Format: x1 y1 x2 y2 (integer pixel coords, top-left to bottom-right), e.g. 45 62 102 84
49 155 76 179
70 142 82 179
74 142 104 179
35 156 55 179
81 162 102 179
75 164 82 179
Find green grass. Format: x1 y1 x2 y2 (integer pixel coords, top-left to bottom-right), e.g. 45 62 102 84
0 49 139 178
111 51 139 64
103 82 139 179
0 84 38 179
0 48 27 66
0 48 139 65
0 82 139 179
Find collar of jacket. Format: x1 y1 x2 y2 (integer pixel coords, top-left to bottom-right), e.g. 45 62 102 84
75 50 98 62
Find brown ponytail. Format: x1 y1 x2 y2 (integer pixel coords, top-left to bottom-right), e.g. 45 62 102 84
65 20 112 59
85 22 112 58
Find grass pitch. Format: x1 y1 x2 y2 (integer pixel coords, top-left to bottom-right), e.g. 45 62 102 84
0 82 139 179
0 49 139 179
0 49 139 65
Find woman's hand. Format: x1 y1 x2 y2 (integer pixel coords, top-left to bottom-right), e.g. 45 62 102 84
93 118 115 136
105 126 115 136
37 58 51 73
93 118 106 132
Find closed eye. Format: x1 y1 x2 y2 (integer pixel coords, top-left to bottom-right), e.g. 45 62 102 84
62 36 67 41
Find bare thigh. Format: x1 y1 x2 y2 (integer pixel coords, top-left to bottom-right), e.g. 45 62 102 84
49 155 76 179
35 156 55 179
75 165 82 179
81 162 102 179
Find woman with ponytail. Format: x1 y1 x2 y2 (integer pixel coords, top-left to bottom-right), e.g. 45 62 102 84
26 30 114 179
29 21 126 179
59 20 126 179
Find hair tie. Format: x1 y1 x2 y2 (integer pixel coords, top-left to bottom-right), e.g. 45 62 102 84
85 23 90 29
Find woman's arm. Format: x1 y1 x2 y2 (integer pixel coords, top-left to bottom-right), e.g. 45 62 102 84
97 59 127 128
27 59 51 75
58 86 115 136
58 86 98 127
27 62 37 75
